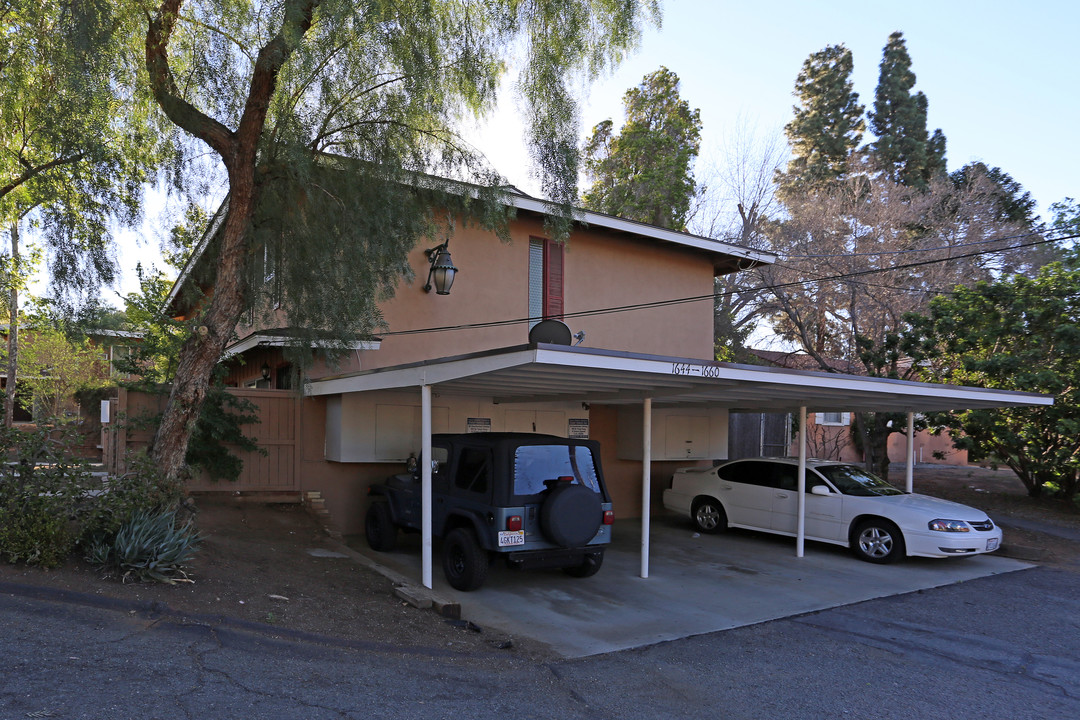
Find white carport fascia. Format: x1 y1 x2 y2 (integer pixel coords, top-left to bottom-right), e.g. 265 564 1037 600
307 344 1054 414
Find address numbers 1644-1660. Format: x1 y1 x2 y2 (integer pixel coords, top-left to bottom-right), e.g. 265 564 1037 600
671 362 723 379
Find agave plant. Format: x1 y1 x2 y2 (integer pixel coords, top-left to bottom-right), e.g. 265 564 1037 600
104 509 202 584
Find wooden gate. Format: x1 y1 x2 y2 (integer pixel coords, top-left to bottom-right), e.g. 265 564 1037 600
104 387 300 495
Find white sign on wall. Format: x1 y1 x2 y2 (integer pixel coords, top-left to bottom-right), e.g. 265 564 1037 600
467 417 492 433
568 418 589 439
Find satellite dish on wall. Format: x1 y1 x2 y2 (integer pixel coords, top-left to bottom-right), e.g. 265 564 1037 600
529 319 573 346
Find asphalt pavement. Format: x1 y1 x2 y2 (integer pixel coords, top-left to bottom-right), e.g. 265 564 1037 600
2 565 1078 719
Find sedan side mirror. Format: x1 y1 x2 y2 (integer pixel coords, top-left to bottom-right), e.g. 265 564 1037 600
810 485 832 496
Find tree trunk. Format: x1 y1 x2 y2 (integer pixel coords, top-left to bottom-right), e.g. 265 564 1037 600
5 221 18 428
145 0 319 482
150 176 254 481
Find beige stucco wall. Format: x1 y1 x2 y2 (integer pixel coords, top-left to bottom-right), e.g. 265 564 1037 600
354 213 718 372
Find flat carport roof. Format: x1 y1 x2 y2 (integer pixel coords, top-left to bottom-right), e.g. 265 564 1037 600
309 344 1053 588
309 343 1051 413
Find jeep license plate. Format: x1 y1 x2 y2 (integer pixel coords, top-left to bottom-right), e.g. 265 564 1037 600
987 538 1000 552
498 530 525 547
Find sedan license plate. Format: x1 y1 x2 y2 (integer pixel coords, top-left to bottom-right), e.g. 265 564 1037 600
987 537 1000 552
498 530 525 547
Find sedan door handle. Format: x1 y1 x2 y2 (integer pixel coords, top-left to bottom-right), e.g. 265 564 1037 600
775 492 789 499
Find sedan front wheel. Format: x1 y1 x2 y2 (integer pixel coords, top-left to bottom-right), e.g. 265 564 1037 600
852 519 905 564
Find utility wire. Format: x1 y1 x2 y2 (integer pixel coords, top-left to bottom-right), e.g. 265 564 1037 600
782 226 1057 259
379 230 1080 338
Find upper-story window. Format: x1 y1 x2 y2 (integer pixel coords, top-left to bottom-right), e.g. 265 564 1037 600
528 237 564 328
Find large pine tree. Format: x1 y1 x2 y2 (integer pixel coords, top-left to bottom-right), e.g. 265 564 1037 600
582 67 702 230
777 45 864 198
868 32 946 189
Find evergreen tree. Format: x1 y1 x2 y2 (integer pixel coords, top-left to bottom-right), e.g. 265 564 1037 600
867 32 946 189
582 67 702 229
777 45 864 197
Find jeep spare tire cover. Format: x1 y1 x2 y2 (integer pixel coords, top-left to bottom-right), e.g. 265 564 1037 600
540 483 602 548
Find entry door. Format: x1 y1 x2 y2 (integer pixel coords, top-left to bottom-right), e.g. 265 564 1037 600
770 468 844 541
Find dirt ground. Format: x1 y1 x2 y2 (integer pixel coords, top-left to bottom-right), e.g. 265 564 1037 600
2 464 1078 654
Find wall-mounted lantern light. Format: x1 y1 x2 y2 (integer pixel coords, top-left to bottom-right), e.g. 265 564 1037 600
423 240 458 295
261 362 271 381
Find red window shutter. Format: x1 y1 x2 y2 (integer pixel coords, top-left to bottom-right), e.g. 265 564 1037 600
543 240 564 319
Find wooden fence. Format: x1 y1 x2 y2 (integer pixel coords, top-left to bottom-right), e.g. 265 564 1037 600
103 387 300 495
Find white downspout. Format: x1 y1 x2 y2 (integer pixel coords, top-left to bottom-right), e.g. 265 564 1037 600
641 397 652 579
797 406 807 558
421 383 433 589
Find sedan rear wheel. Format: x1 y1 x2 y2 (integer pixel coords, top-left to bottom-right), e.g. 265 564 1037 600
691 497 727 534
852 519 905 564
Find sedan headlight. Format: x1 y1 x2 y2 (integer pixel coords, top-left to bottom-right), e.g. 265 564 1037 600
928 519 971 532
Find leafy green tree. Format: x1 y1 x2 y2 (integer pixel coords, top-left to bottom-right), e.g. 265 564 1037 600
116 264 188 385
1 1 167 299
904 253 1080 499
141 0 659 481
16 327 111 420
866 32 946 189
2 1 166 426
776 45 864 198
582 66 702 229
2 221 41 426
1050 197 1080 236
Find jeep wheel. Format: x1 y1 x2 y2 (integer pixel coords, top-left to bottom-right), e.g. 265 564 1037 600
443 528 489 591
563 551 604 578
540 483 603 548
364 501 397 552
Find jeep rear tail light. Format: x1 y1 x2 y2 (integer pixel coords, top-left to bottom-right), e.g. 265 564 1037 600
557 475 574 483
506 515 522 531
603 510 614 525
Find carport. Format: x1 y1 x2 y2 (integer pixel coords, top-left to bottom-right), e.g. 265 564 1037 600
310 343 1054 589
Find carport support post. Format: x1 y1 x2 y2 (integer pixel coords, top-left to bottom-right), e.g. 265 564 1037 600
421 384 433 589
797 406 807 558
905 411 915 493
641 397 652 579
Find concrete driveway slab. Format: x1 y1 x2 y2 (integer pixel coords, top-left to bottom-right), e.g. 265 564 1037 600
355 514 1032 657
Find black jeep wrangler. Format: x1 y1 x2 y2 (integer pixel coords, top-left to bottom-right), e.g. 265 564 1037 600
364 433 614 591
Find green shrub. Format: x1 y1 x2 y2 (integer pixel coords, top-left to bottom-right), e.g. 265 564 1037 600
89 508 201 584
0 423 90 567
0 496 75 567
78 452 185 541
1 425 190 573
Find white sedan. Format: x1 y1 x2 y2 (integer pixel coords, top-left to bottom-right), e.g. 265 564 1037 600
662 458 1003 563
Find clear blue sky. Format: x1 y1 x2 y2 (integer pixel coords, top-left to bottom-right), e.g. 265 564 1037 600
104 0 1077 297
466 0 1077 220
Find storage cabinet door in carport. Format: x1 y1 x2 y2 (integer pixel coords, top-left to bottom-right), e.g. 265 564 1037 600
665 415 709 459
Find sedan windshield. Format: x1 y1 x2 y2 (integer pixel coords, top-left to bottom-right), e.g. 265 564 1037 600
815 465 905 497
